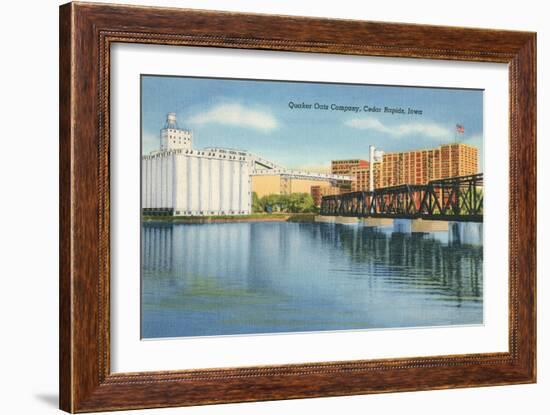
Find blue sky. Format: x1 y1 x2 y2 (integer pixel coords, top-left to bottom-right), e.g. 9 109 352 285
141 75 483 172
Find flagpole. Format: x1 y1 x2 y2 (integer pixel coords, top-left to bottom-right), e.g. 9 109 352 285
455 123 458 143
455 123 464 143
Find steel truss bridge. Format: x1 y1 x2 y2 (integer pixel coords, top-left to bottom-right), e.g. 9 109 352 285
320 173 483 222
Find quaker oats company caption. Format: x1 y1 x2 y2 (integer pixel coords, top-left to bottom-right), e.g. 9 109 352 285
287 101 423 115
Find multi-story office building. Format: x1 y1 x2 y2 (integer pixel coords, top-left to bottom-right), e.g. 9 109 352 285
331 159 368 191
345 143 478 192
350 162 381 192
331 159 369 175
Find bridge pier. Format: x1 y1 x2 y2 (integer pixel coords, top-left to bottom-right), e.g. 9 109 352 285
314 215 336 223
411 219 449 233
393 218 449 233
335 217 360 225
449 222 483 246
363 218 393 228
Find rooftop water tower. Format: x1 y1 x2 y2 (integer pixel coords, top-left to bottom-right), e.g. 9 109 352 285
165 112 178 129
160 112 193 151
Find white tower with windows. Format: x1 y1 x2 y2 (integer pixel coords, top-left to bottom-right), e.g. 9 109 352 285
160 112 192 151
144 112 252 216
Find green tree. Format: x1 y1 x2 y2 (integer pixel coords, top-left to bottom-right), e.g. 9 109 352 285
251 192 264 213
259 194 278 212
290 193 316 213
258 192 317 213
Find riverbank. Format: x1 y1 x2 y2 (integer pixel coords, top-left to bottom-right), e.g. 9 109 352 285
141 213 317 224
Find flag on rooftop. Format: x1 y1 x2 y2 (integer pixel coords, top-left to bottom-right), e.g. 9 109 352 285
456 123 465 134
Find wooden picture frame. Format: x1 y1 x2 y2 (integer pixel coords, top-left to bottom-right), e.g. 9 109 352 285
59 2 536 412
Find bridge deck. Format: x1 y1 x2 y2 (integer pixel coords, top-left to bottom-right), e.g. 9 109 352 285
320 173 483 222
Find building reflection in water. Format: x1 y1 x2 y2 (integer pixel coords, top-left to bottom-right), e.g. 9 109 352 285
141 221 483 338
313 224 482 305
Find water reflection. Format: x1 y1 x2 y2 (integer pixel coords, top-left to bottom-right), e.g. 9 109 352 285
141 222 483 338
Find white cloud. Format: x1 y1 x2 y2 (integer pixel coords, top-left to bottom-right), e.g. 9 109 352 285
188 103 278 132
345 117 450 140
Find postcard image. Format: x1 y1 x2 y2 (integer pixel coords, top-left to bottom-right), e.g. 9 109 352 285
140 75 483 339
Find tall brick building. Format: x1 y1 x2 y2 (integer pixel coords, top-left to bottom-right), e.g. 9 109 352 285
311 185 341 206
330 143 478 192
331 159 368 191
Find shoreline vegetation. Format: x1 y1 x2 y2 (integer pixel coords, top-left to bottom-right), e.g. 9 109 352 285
142 212 318 224
142 192 320 224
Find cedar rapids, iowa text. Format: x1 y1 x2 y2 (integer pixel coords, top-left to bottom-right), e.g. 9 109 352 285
287 101 423 115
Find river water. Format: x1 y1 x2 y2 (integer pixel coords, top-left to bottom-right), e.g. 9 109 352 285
141 221 483 338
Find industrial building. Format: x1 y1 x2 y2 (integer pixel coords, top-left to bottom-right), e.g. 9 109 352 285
142 113 350 216
251 175 334 198
335 143 479 192
142 114 478 216
311 185 341 207
330 159 368 191
142 114 251 216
